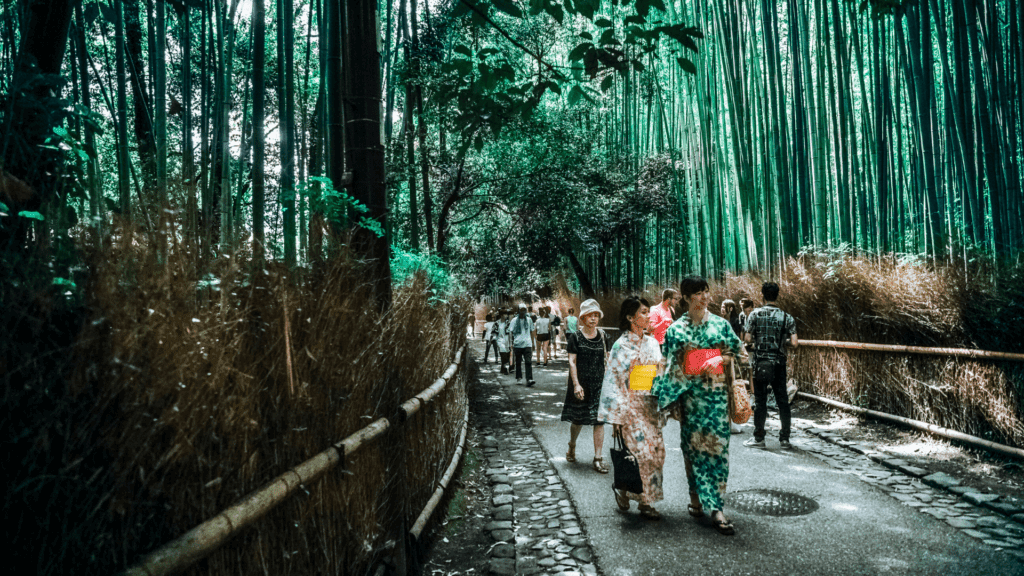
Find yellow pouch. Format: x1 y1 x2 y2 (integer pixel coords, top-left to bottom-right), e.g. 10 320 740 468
629 364 657 391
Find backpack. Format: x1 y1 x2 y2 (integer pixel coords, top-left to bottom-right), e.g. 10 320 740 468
752 307 790 379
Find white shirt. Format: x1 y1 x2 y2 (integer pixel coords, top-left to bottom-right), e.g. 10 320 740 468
535 317 551 335
509 316 534 348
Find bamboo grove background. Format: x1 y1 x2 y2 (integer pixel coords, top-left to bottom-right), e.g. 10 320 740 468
1 0 1023 573
2 0 1020 289
559 0 1024 286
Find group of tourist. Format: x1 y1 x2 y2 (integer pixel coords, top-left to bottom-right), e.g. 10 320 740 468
478 278 799 536
481 304 579 386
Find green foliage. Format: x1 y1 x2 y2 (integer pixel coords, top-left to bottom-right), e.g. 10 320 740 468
437 0 704 144
294 176 384 238
391 246 460 297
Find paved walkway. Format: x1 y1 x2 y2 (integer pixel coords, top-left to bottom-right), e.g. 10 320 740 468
470 341 1024 576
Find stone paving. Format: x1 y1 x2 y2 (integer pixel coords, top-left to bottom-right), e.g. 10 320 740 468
477 400 599 576
788 420 1024 562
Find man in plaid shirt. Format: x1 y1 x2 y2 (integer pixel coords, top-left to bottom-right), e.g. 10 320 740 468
742 282 799 448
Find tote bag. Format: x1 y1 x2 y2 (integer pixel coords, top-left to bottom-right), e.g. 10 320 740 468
610 433 644 494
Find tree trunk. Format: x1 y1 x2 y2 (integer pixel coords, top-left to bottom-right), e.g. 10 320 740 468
279 0 296 264
252 0 266 259
181 6 196 249
400 0 419 250
124 0 156 196
115 0 131 217
342 0 392 307
0 0 73 246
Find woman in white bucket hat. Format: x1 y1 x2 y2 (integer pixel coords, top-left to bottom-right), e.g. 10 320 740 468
561 299 612 473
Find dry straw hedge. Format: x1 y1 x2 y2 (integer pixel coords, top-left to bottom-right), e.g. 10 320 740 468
2 222 468 575
545 256 1024 448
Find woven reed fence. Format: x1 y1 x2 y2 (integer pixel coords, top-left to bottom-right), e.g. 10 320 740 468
790 340 1024 449
122 344 470 576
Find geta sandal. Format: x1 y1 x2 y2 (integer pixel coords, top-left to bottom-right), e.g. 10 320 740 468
712 515 735 535
613 487 630 511
592 457 609 474
687 503 705 518
638 504 662 520
566 442 577 463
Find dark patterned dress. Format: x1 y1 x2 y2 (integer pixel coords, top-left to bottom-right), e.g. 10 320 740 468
561 329 610 425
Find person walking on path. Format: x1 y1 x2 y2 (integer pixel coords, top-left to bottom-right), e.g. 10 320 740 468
652 276 745 535
496 310 512 375
737 298 755 383
737 298 754 338
510 304 537 386
649 289 680 344
536 307 552 365
718 299 747 436
550 311 562 358
743 282 799 449
721 299 743 338
565 308 578 334
482 313 498 363
563 299 612 473
598 296 667 520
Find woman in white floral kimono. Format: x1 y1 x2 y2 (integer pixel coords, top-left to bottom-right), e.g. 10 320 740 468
598 296 667 520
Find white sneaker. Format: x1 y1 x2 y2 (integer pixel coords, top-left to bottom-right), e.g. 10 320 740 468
730 422 743 435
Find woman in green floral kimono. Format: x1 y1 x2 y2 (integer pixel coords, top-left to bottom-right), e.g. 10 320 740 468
598 296 666 520
652 276 745 535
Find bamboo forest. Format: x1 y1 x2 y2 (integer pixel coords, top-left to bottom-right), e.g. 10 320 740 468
3 0 1022 292
2 0 1024 574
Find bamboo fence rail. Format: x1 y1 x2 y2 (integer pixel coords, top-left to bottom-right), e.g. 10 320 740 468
121 344 468 576
798 340 1024 362
797 391 1024 460
410 403 469 539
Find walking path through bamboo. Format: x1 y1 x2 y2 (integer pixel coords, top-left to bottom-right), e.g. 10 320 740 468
122 344 467 576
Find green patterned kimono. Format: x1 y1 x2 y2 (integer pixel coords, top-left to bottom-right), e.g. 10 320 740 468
652 310 743 513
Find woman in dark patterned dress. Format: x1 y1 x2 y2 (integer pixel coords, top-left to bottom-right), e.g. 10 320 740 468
562 299 612 473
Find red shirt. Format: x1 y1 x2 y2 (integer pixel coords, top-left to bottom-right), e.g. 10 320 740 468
649 303 674 344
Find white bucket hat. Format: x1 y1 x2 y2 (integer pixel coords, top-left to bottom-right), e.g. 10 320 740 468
579 299 603 319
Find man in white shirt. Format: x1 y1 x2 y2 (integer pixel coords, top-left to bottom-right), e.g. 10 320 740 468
509 304 536 386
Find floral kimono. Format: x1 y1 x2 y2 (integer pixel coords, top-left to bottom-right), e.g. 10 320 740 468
652 310 743 513
598 332 666 505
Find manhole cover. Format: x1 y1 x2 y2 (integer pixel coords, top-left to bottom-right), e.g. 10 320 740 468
725 489 819 517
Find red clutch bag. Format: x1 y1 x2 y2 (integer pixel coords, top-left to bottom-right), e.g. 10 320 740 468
683 348 723 376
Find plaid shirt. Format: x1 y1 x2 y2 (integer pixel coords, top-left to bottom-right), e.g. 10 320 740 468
744 305 796 363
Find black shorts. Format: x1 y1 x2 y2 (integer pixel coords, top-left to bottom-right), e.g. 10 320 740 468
537 333 551 342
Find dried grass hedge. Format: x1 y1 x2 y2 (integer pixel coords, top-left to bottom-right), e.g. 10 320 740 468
719 255 1024 448
2 221 468 575
544 256 1024 448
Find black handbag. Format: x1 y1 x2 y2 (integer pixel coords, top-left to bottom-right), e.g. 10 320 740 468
610 432 644 494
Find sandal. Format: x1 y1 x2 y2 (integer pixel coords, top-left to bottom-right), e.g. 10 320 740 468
592 457 609 474
687 504 705 518
613 487 630 511
566 442 576 463
638 504 662 521
712 513 735 535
